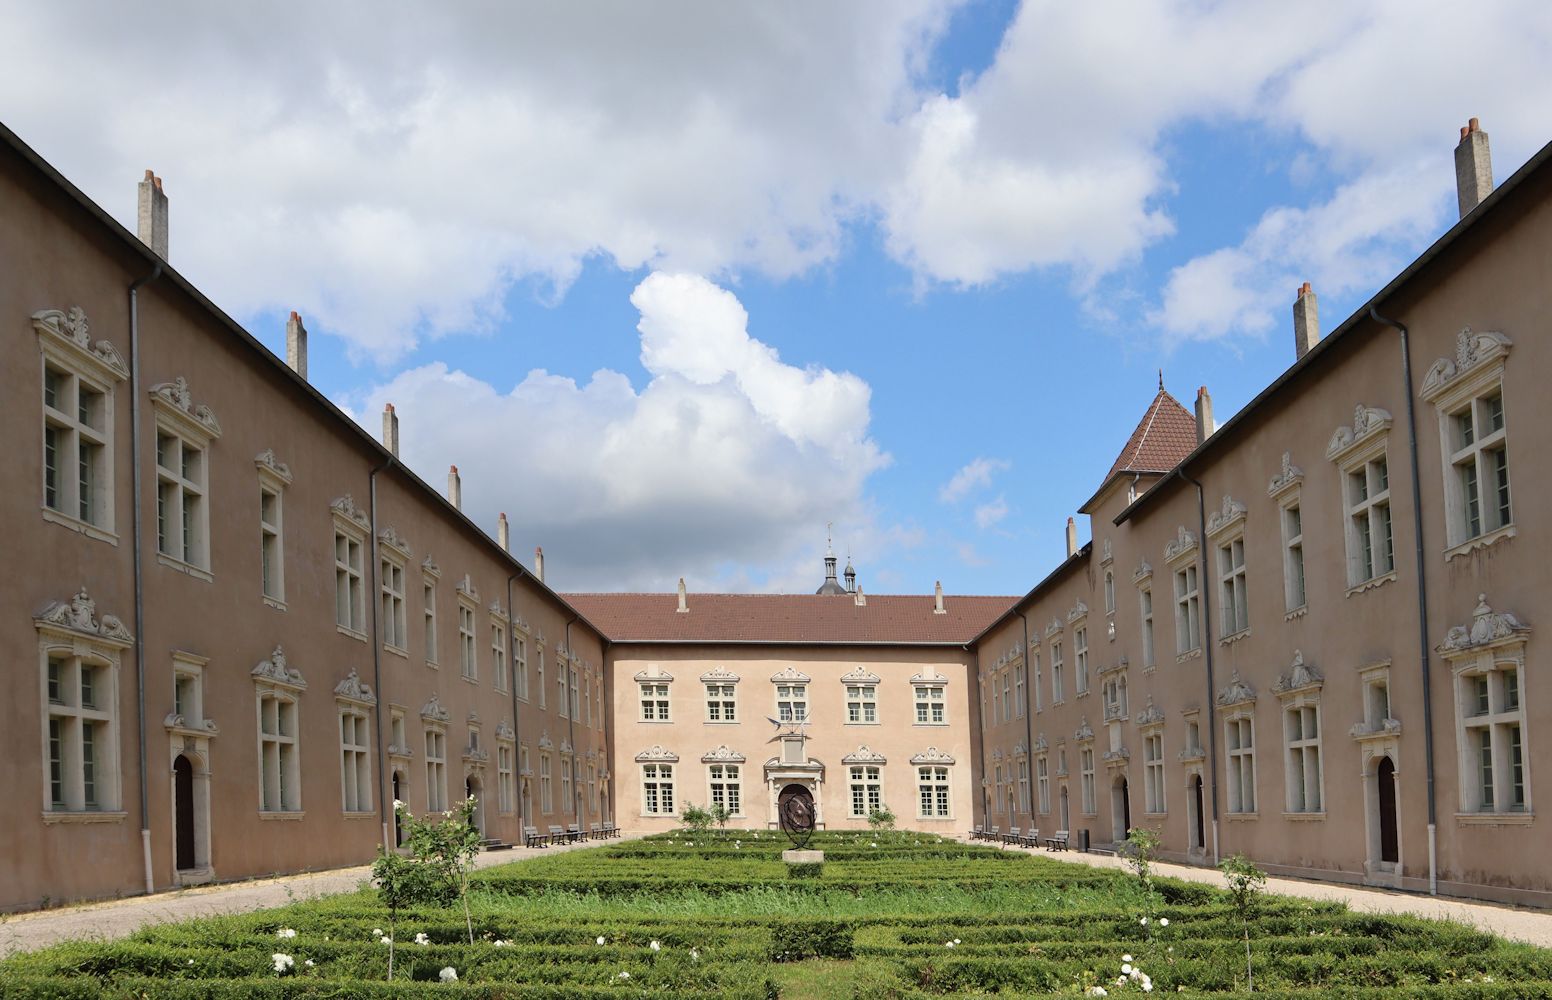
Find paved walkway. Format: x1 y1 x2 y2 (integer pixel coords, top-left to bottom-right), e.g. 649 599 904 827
981 838 1552 948
0 836 612 959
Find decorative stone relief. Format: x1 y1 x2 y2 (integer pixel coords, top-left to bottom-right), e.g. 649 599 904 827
1100 538 1113 565
634 666 674 683
1326 404 1393 461
421 555 441 578
1165 525 1197 562
1068 600 1089 623
254 449 293 485
1045 618 1063 638
634 744 679 763
909 668 948 686
1032 733 1049 753
330 495 370 532
909 747 956 765
333 668 377 706
1215 670 1256 708
420 693 450 723
378 526 412 558
1272 650 1323 695
252 646 306 690
149 377 222 438
33 307 128 381
770 665 812 683
990 748 1003 762
1097 656 1129 676
456 574 479 603
1074 717 1094 742
34 589 134 646
495 721 515 742
1133 559 1153 584
700 665 741 683
1267 452 1304 499
840 665 882 685
1206 495 1247 536
1135 696 1165 728
702 745 748 763
1437 594 1531 656
488 600 509 622
1103 747 1131 766
1420 329 1513 401
537 731 554 749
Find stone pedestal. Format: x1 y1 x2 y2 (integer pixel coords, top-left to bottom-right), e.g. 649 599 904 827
782 849 824 864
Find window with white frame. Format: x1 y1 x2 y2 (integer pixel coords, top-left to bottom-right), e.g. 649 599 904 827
1001 670 1012 722
424 727 448 813
40 338 117 534
1346 454 1394 585
492 619 508 693
845 682 878 724
258 691 300 813
989 674 1000 725
422 572 438 666
1174 564 1200 654
582 674 591 727
1143 732 1165 814
172 654 206 729
708 763 741 814
514 633 528 699
640 681 671 721
642 763 674 814
706 682 737 722
389 709 407 753
1282 503 1306 612
561 753 573 809
569 666 580 721
156 429 208 569
1217 535 1249 637
1080 746 1096 814
458 601 477 681
777 683 808 722
1446 609 1529 816
917 766 951 817
993 763 1003 811
1284 701 1322 813
520 745 532 816
257 466 287 605
1418 331 1514 551
1225 715 1256 813
1014 661 1026 719
557 664 569 719
43 648 120 813
1036 756 1050 814
1139 586 1156 668
539 751 553 813
1017 757 1030 812
849 765 882 817
537 648 546 709
1050 640 1065 703
1031 647 1043 712
340 706 372 814
334 527 365 635
381 556 407 652
1104 569 1116 616
915 684 946 724
497 742 514 813
1074 627 1089 694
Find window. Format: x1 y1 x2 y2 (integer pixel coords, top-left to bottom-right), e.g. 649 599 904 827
1051 641 1064 703
425 727 447 813
492 620 508 693
381 557 407 652
1284 704 1322 813
498 743 514 813
1225 716 1256 814
1217 537 1248 636
422 573 438 666
1017 757 1030 813
582 674 592 728
1139 587 1155 668
1001 671 1012 721
709 763 741 815
849 765 882 817
569 667 580 721
520 745 532 816
1346 455 1394 585
171 654 206 729
340 707 372 813
1143 733 1165 814
259 692 300 812
561 753 573 810
390 710 407 753
539 752 554 813
915 685 946 724
1074 627 1089 694
989 674 1000 725
39 340 118 536
514 634 529 699
156 430 207 569
642 763 674 815
993 764 1003 812
1014 661 1026 719
1282 503 1306 612
1036 756 1050 814
640 682 671 721
917 766 951 818
1174 565 1200 654
537 648 546 708
458 602 477 681
1459 661 1527 813
1032 647 1043 712
1080 747 1096 814
705 682 737 722
43 652 118 812
259 483 284 603
557 666 569 719
777 683 808 722
1104 570 1116 616
334 528 365 634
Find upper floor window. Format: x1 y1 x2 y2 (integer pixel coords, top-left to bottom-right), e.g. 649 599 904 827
425 727 448 813
35 307 126 540
1282 503 1306 613
1173 565 1200 655
381 556 407 653
1217 536 1248 637
777 683 808 722
1050 640 1065 704
847 684 878 724
1073 626 1089 695
422 567 439 666
1420 330 1515 555
492 619 509 693
1139 586 1155 668
1014 661 1025 719
705 681 737 722
1327 406 1395 589
458 601 477 681
569 666 580 721
914 684 946 725
514 633 529 699
333 519 366 636
640 681 671 721
151 378 221 577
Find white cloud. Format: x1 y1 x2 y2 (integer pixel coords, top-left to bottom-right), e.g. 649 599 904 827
351 272 888 590
974 495 1010 529
938 457 1010 503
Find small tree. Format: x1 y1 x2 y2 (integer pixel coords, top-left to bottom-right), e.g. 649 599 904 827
709 801 731 835
1123 826 1161 898
680 802 714 838
371 846 432 981
866 805 896 833
1219 853 1267 992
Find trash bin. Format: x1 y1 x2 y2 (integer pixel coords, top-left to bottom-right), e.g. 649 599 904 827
1078 828 1090 852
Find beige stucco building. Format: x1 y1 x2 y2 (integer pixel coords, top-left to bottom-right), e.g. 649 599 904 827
2 115 1548 911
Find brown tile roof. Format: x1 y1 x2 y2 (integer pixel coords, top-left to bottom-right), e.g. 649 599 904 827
561 592 1019 645
1102 387 1197 482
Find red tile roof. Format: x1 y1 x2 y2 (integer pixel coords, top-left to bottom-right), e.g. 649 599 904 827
1102 388 1197 482
562 592 1019 645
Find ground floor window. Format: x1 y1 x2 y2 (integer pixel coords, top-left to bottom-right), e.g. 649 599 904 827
849 765 882 817
643 763 675 815
917 765 950 817
709 763 741 815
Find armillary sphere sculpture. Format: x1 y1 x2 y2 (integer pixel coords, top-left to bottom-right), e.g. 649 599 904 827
779 791 817 850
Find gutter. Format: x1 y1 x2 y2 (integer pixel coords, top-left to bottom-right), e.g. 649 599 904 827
128 258 163 896
1178 469 1221 865
1368 306 1440 896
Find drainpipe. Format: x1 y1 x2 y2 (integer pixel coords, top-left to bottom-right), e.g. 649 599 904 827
368 456 394 851
966 640 990 833
1178 469 1221 865
563 614 580 827
505 572 522 832
1016 609 1037 825
1368 306 1439 896
128 259 163 896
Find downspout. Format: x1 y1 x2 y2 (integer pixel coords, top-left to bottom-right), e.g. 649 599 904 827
1179 469 1221 865
563 614 581 827
967 640 991 833
1016 610 1037 826
128 259 163 896
368 456 394 851
505 572 521 831
1369 306 1439 896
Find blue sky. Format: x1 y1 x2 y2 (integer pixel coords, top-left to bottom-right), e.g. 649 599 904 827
6 1 1552 594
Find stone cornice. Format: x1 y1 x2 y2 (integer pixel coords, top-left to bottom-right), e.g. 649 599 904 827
33 307 128 382
34 589 133 648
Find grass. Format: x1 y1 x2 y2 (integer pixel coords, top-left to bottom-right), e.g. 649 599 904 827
2 830 1551 998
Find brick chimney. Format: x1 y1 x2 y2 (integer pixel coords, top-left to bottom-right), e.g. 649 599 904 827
534 546 545 583
1195 386 1215 444
285 312 308 380
1065 516 1078 558
137 170 168 260
497 512 509 552
676 577 688 613
447 465 461 510
382 403 399 456
1455 117 1493 218
1293 282 1319 360
933 581 946 615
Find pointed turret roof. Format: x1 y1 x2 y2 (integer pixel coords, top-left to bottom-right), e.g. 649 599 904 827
1081 385 1197 512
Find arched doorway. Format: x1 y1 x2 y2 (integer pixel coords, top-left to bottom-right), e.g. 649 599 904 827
1377 758 1399 865
1059 785 1070 831
391 772 404 846
1111 776 1131 843
465 777 484 836
1188 774 1206 854
174 755 196 872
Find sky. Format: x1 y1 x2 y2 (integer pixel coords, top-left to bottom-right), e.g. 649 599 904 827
5 1 1552 596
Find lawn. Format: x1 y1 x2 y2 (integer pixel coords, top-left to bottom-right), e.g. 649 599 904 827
4 830 1551 998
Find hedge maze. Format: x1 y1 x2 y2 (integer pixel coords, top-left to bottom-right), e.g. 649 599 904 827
4 831 1551 998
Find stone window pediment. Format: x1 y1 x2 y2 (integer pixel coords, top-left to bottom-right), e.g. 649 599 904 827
34 307 128 384
1267 452 1304 501
1216 670 1256 710
635 667 675 683
635 744 679 763
771 665 812 684
701 745 746 763
1205 495 1248 539
840 666 881 685
909 746 955 766
34 589 134 649
330 495 370 534
1420 329 1512 405
1133 559 1153 585
1326 404 1393 464
1067 600 1089 625
378 526 412 561
1437 594 1530 662
254 449 293 488
910 668 949 686
333 668 377 707
700 665 740 683
1272 651 1323 698
1165 525 1198 564
1074 717 1095 743
1135 696 1166 729
150 376 222 444
420 693 451 724
495 721 515 742
251 646 306 692
1045 618 1063 639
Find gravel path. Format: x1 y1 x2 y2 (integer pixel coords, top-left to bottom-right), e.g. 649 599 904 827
0 837 612 959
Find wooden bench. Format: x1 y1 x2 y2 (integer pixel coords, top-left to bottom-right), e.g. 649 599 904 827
523 825 549 848
604 822 620 838
589 822 603 840
1044 830 1069 851
548 824 569 844
968 825 986 841
566 823 583 843
1016 827 1040 848
1003 826 1021 846
987 825 1000 844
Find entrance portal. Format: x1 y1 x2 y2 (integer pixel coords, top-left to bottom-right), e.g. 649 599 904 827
392 772 404 846
1111 776 1131 843
174 754 196 871
1377 758 1399 865
466 777 484 836
1189 775 1206 853
1059 785 1070 831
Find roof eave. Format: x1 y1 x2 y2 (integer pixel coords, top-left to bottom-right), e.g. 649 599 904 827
967 542 1093 647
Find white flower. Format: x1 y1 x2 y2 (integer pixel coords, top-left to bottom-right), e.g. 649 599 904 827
1086 988 1108 997
1122 955 1133 963
1140 916 1149 926
372 928 384 937
379 936 392 946
945 941 955 949
953 938 961 945
617 971 631 980
393 799 406 812
596 936 606 945
271 953 294 974
186 959 194 965
275 927 297 939
1122 963 1134 975
305 959 316 968
1159 918 1169 927
415 932 431 946
649 940 661 952
439 966 459 982
493 939 512 947
690 948 700 961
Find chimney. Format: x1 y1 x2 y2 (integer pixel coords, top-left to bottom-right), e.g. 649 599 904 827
933 580 946 615
382 403 400 456
497 512 509 552
1455 117 1493 218
137 169 168 260
1293 282 1319 359
285 312 308 380
1195 386 1215 444
676 577 689 613
854 586 866 607
447 465 461 510
844 559 856 594
534 546 545 583
1065 516 1078 558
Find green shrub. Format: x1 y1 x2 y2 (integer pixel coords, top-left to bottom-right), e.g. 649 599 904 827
786 862 824 880
768 920 855 962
